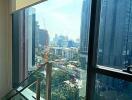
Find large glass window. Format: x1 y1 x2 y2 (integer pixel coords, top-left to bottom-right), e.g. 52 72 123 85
12 0 132 100
12 0 91 99
94 0 132 100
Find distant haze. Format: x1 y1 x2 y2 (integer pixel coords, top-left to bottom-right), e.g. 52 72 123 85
33 0 83 41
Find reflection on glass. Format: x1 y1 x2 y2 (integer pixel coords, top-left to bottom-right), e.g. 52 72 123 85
97 0 132 69
95 74 132 100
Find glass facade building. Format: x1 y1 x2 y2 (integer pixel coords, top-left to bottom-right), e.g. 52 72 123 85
98 0 132 68
80 0 91 69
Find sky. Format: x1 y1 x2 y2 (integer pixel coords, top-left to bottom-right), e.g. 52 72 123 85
33 0 83 41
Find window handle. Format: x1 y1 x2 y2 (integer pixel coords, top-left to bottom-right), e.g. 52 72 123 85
123 66 132 74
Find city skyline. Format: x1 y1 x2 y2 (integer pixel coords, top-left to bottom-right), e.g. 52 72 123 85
33 0 83 41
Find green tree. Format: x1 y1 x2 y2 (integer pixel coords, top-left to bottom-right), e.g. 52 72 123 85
51 69 80 100
52 70 71 87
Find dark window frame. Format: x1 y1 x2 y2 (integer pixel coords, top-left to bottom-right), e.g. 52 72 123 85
12 12 20 88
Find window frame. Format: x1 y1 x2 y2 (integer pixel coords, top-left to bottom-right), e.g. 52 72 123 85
12 12 20 88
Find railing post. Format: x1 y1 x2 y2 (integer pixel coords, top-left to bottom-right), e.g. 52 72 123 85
36 78 40 100
46 62 52 100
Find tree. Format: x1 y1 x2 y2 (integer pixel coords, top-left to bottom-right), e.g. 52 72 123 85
51 69 80 100
52 70 71 87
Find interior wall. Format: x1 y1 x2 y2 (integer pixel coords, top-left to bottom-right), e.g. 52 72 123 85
0 0 12 97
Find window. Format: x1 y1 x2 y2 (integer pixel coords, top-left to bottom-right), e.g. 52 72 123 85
12 0 132 100
12 0 91 99
87 0 132 100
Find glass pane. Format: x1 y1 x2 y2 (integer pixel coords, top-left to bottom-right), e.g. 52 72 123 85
10 75 45 100
13 0 91 99
4 64 46 100
97 0 132 69
11 93 27 100
95 74 132 100
33 0 91 99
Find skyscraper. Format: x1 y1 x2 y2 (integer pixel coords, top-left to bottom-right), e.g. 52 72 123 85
13 7 37 85
97 0 132 90
98 0 132 68
80 0 91 69
25 8 36 69
38 29 49 48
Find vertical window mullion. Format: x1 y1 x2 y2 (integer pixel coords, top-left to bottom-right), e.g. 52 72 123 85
12 12 20 88
86 0 101 100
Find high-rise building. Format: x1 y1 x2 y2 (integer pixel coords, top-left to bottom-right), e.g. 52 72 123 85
98 0 132 68
12 7 36 85
53 35 68 47
97 0 132 90
38 29 49 48
80 0 91 69
25 8 36 70
35 21 40 48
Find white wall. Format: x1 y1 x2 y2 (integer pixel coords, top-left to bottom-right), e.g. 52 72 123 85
0 0 12 97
